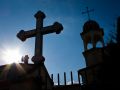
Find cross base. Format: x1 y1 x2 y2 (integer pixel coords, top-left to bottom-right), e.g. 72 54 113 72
32 56 45 64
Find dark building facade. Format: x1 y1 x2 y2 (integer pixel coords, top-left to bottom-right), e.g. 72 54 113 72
117 16 120 44
78 18 120 89
0 63 53 90
1 17 120 90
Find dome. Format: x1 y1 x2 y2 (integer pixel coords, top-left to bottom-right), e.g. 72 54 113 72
83 20 100 33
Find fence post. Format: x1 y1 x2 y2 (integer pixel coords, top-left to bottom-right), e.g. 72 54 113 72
58 73 60 85
51 74 53 81
78 73 80 85
64 72 66 85
71 71 73 85
51 74 54 86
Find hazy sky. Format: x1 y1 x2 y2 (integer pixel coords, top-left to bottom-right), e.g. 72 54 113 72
0 0 120 83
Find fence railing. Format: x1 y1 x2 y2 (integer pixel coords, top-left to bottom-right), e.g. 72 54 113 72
51 63 102 86
51 71 81 86
78 63 102 85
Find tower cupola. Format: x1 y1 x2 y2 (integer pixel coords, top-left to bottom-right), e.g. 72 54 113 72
81 20 104 51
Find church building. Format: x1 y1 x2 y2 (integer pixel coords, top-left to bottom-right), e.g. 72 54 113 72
0 10 120 90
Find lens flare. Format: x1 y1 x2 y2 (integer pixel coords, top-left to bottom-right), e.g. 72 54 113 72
2 47 22 64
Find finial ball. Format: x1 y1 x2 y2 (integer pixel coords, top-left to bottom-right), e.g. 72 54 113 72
34 11 46 19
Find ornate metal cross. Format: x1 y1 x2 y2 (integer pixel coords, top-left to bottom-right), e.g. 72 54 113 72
82 7 94 20
17 11 63 64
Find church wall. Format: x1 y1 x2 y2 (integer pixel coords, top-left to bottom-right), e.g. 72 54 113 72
53 84 81 90
9 78 40 90
83 48 103 67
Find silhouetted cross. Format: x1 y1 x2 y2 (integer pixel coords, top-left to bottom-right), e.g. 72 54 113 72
17 11 63 64
82 7 94 20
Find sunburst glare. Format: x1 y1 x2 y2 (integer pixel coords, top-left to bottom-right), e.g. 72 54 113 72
2 47 22 64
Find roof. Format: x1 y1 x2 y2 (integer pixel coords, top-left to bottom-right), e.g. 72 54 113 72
0 63 43 80
0 62 53 89
83 20 100 33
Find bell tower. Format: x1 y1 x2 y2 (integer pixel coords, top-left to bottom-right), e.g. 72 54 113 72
80 20 104 67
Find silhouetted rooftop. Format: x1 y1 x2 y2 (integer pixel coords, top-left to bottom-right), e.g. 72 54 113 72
83 20 100 33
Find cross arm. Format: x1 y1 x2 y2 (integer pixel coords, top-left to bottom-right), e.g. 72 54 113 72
82 9 94 14
17 29 36 41
41 22 63 35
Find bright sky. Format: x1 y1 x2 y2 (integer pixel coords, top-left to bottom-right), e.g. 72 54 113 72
0 0 120 84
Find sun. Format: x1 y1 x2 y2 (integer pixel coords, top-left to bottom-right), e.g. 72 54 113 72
2 47 22 64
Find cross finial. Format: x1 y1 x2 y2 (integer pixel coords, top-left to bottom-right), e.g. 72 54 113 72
17 10 63 64
34 11 46 19
82 7 94 20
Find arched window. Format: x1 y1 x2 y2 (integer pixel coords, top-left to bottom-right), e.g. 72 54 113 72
96 41 103 48
87 43 93 50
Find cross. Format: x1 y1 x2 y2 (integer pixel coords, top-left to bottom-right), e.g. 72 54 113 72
82 7 94 20
17 11 63 64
